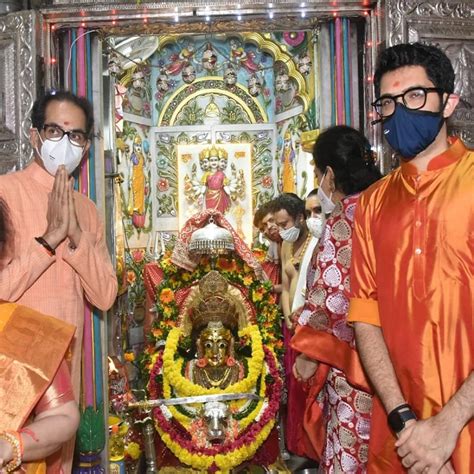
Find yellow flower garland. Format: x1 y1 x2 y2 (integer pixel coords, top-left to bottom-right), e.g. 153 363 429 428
162 347 269 430
156 418 276 472
162 325 264 397
162 358 194 427
157 325 279 470
237 356 267 431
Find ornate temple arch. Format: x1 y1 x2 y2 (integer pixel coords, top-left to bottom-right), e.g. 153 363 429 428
158 77 267 126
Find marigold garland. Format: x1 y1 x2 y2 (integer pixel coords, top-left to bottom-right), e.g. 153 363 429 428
149 346 282 472
140 249 284 471
163 325 264 397
160 328 269 430
140 252 283 375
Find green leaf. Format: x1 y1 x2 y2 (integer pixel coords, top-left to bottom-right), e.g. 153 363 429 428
76 403 106 453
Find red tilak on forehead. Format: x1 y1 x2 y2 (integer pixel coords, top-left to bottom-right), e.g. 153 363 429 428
63 121 71 126
391 81 401 88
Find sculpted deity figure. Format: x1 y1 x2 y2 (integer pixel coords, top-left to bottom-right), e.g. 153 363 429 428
185 272 244 390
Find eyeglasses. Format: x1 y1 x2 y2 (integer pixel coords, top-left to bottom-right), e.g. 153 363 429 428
42 124 89 147
372 87 443 119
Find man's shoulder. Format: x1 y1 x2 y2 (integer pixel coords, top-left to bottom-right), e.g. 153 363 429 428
0 167 31 195
0 167 27 183
358 171 397 205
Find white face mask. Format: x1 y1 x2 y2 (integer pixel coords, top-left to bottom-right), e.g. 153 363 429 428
306 215 324 239
38 135 85 176
279 225 300 243
317 173 336 215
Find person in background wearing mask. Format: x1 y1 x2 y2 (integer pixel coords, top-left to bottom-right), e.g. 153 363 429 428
305 188 324 224
271 193 312 326
269 193 317 464
290 189 325 318
291 125 382 471
348 43 473 473
0 90 118 471
253 201 282 297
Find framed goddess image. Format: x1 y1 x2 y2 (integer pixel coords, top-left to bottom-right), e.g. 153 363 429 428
177 143 253 245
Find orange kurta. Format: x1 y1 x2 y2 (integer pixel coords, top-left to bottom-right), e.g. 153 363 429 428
348 138 473 473
0 161 118 469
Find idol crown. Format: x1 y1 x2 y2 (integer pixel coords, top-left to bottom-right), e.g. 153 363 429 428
192 271 237 331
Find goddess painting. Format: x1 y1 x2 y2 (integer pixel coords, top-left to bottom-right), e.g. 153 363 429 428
178 143 253 244
200 146 232 214
129 134 146 228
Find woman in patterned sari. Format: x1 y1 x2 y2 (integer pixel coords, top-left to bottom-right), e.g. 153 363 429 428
291 126 381 472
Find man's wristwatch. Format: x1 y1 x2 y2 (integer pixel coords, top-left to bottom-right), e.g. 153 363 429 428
387 403 417 434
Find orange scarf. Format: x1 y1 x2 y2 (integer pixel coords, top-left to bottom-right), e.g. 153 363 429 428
0 303 75 473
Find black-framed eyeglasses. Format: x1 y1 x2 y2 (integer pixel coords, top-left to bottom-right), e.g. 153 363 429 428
372 87 443 119
42 123 89 147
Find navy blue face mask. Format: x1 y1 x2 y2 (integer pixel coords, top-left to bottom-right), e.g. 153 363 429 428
382 103 445 159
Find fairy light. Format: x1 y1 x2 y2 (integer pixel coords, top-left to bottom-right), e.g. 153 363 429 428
205 5 211 22
268 10 274 19
51 24 56 31
301 10 306 17
51 57 57 64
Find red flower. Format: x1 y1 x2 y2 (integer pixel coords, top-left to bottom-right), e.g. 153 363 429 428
158 178 169 192
132 213 146 228
132 249 144 262
262 175 273 188
283 31 305 47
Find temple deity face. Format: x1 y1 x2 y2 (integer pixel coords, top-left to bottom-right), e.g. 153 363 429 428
209 155 219 171
224 67 237 86
182 64 196 84
199 323 232 367
200 157 210 171
218 158 228 170
133 140 142 154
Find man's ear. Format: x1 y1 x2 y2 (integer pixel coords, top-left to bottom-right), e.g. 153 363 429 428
83 139 92 155
442 93 460 119
29 128 40 151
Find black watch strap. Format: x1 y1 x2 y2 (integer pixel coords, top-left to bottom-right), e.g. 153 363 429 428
387 403 417 434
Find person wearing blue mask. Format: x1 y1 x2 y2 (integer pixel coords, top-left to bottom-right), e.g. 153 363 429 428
348 43 473 473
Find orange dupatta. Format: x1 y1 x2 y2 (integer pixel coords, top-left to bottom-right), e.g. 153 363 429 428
0 302 75 473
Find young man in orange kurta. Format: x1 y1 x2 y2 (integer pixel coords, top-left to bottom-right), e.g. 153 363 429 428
0 91 118 471
348 43 473 473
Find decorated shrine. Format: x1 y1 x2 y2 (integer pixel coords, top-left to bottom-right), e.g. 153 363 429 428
0 0 471 472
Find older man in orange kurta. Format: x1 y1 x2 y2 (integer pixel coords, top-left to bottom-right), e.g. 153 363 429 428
348 43 473 473
0 91 117 471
